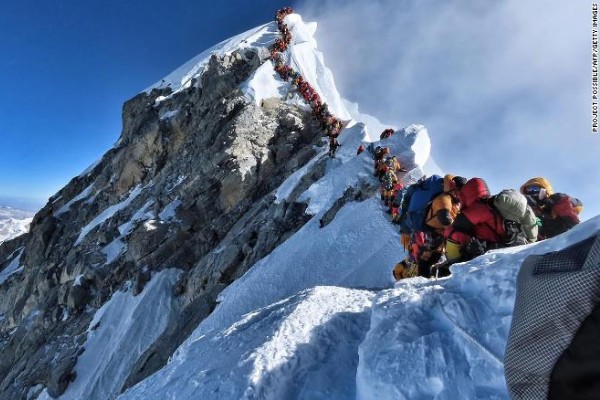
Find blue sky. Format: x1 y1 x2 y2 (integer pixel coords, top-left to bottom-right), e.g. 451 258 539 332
2 0 598 218
0 0 291 209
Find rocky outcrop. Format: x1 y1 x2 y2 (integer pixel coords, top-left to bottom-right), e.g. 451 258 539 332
319 181 378 228
0 48 330 399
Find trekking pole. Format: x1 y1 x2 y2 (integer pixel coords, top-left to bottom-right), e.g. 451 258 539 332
430 265 437 281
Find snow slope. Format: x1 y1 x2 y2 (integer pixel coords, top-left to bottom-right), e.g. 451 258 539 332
123 286 374 399
145 23 279 95
0 248 24 285
117 221 600 400
0 206 33 243
357 217 600 400
37 269 183 400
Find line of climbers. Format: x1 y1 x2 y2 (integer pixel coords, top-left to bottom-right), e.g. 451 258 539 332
390 174 584 281
272 8 345 157
271 8 584 282
366 141 408 218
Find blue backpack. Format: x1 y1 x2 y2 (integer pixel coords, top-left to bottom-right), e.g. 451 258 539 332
399 175 444 234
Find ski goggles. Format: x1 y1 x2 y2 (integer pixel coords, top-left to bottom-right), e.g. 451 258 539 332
523 185 542 196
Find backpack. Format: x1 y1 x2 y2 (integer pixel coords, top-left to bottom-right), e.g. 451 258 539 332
399 175 444 233
503 220 530 246
492 189 536 244
493 189 527 222
384 157 395 168
380 128 394 140
366 143 375 155
382 170 397 190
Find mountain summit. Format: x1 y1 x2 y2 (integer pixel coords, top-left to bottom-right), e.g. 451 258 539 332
1 9 598 400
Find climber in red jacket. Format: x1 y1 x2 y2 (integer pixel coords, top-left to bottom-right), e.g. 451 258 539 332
444 177 506 264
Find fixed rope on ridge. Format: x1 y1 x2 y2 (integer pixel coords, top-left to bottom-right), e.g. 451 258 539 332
271 8 344 156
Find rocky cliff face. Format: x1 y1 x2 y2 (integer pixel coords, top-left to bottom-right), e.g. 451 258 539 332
0 47 331 399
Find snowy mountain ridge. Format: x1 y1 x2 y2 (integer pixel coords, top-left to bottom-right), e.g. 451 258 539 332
1 10 598 400
0 206 33 244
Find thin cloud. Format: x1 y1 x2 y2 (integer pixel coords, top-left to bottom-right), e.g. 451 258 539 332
297 0 599 219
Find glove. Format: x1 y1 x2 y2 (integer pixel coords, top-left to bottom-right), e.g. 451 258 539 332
535 217 542 227
465 238 487 258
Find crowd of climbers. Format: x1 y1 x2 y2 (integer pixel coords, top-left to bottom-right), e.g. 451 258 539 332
360 132 583 281
389 172 584 281
272 8 584 282
272 8 345 157
268 8 595 396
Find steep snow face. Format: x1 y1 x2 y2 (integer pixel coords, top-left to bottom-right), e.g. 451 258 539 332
147 13 353 126
37 269 183 400
119 214 600 400
240 14 351 122
275 14 351 121
121 286 373 399
191 122 433 341
116 124 436 398
357 216 600 400
0 206 33 243
145 22 279 95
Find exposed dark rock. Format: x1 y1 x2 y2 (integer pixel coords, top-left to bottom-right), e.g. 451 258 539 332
0 47 330 399
67 281 92 311
47 355 77 398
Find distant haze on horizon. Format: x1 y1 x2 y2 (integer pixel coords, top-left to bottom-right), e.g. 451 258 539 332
0 196 45 212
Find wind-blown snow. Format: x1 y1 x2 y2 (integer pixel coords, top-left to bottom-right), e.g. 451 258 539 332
40 269 183 400
75 185 144 245
0 248 24 285
283 14 351 122
240 14 351 124
145 22 280 96
55 184 95 216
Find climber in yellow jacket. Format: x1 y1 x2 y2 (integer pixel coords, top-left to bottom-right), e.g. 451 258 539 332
425 174 465 234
